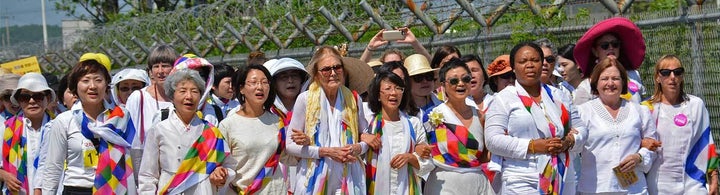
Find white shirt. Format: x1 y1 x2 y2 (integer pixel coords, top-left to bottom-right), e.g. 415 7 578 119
220 111 292 194
39 109 112 194
0 114 50 194
575 99 656 194
648 95 714 194
137 110 235 195
125 87 173 176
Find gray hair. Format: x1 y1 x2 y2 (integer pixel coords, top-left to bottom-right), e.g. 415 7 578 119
163 69 206 101
534 38 557 56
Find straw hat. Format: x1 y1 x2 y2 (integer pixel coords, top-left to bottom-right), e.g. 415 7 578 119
306 57 374 94
487 55 512 77
79 53 112 71
574 17 645 76
367 60 383 68
403 54 436 76
11 72 56 105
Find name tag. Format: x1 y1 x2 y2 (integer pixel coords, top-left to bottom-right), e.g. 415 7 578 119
82 140 99 168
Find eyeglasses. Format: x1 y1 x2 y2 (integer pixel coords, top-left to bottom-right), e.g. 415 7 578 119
15 91 49 102
659 67 685 77
411 72 436 83
599 41 621 50
446 75 472 85
318 64 343 76
119 86 143 92
498 72 515 80
381 86 404 94
544 56 556 64
245 80 270 87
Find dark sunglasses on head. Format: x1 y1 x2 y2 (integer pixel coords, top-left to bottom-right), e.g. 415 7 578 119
318 65 343 74
119 86 144 92
659 67 685 77
411 72 436 83
16 91 50 102
544 56 556 64
446 75 472 85
498 72 515 80
599 41 621 50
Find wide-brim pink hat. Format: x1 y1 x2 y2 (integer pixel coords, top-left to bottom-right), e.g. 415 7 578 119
574 17 645 76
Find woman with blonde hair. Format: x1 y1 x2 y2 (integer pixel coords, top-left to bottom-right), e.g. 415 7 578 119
646 55 718 194
286 46 370 195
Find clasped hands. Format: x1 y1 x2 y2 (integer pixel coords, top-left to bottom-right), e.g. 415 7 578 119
530 129 577 156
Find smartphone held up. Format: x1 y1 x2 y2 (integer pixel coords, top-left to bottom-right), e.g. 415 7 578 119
382 30 405 41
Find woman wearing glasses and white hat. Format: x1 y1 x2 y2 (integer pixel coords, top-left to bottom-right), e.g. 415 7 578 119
0 73 55 195
110 68 150 106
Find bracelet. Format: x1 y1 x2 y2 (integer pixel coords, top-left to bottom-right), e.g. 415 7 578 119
529 139 535 154
366 46 377 51
636 153 643 163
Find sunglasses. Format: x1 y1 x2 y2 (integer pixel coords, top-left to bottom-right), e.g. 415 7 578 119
544 56 556 64
446 75 472 85
599 41 621 50
119 86 143 92
15 91 50 102
659 67 685 77
498 72 515 80
318 65 343 76
411 72 436 83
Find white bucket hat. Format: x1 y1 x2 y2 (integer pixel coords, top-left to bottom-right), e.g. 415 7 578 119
110 68 151 105
263 58 308 77
11 72 56 105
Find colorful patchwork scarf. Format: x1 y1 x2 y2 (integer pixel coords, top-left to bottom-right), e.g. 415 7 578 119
303 82 362 195
242 117 287 194
517 85 570 195
158 120 229 194
2 115 29 194
78 106 137 195
426 104 483 169
365 113 421 195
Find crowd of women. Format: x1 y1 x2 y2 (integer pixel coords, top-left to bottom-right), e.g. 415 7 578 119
0 16 716 195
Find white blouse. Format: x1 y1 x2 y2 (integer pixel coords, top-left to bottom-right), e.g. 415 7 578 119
125 87 173 173
286 90 369 195
219 111 294 194
575 99 656 194
647 95 715 194
39 109 112 194
137 110 235 195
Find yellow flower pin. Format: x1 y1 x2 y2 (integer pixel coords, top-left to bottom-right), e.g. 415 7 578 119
429 111 444 126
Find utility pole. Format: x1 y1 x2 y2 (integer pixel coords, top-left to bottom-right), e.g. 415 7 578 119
41 0 48 52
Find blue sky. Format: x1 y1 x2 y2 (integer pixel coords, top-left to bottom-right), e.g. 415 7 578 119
1 0 81 26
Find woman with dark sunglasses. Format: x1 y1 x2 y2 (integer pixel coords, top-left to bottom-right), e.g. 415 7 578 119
403 54 441 123
573 17 647 105
0 73 56 194
0 74 21 121
424 58 494 194
485 42 582 194
646 55 719 195
109 68 149 106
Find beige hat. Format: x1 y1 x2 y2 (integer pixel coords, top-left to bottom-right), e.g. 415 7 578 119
0 74 20 98
403 54 437 76
367 60 383 68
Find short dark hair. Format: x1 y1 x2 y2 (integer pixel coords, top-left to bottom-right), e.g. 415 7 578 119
558 44 576 64
234 64 276 110
57 74 70 102
438 58 470 83
377 61 418 116
509 41 544 70
213 63 236 87
367 72 414 116
68 60 111 96
589 57 629 95
431 45 461 69
247 51 268 66
460 54 489 87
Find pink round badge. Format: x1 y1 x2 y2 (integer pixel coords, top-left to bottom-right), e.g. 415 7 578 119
674 113 688 127
628 82 639 93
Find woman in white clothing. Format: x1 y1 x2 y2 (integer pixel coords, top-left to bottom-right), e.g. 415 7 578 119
110 68 150 106
40 59 137 195
424 58 494 194
138 68 233 194
219 64 295 194
125 45 177 171
646 55 719 194
575 56 657 194
0 73 55 194
485 42 580 194
286 46 369 195
363 72 432 194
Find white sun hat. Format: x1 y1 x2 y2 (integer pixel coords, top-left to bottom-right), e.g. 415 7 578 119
11 72 56 105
